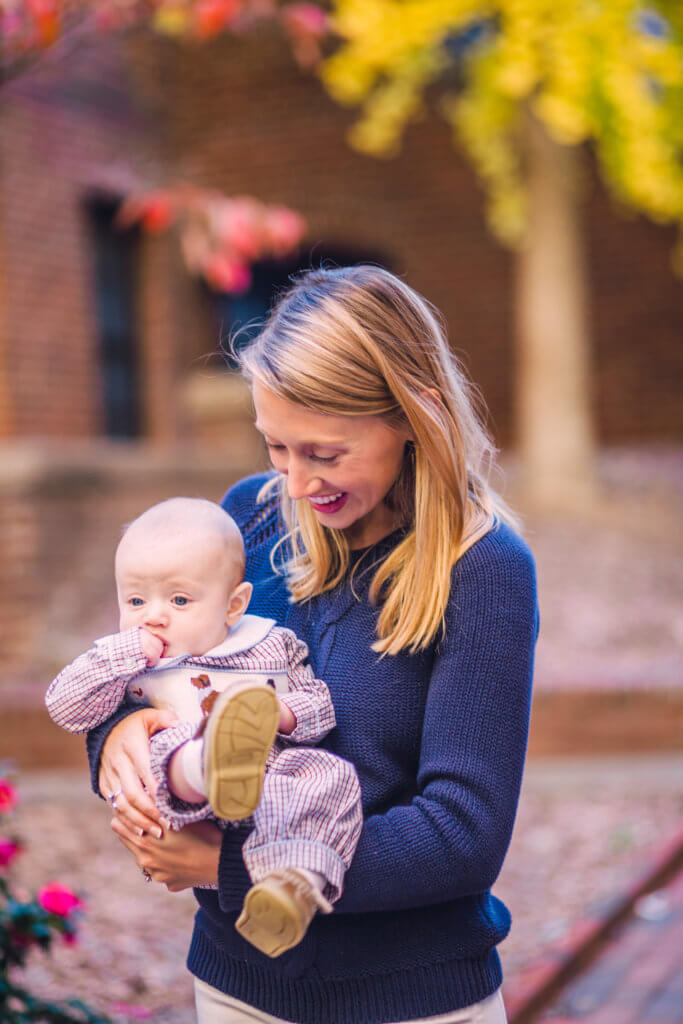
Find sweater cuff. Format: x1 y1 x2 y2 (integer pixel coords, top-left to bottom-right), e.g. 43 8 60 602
217 823 253 913
85 701 146 798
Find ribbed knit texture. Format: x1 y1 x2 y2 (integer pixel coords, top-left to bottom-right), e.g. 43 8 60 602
88 472 538 1024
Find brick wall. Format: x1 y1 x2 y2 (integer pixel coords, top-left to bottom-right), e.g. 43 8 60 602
0 33 168 440
0 27 681 449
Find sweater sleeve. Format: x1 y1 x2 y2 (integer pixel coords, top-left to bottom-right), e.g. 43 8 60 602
335 530 537 914
46 628 148 733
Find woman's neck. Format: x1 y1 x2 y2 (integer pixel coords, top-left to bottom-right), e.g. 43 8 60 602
344 503 404 550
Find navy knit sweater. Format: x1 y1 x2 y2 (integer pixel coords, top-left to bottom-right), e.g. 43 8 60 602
88 473 538 1024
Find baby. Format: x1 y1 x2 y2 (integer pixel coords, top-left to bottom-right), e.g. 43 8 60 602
46 497 362 958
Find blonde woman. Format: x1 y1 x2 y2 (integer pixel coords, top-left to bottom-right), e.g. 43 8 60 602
91 266 538 1024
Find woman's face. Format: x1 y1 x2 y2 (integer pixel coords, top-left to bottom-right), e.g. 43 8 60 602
252 381 412 549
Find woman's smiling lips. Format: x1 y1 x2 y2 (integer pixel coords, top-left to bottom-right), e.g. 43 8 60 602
307 492 349 514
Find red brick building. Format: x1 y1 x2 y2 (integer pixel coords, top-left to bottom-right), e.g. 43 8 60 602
1 25 682 449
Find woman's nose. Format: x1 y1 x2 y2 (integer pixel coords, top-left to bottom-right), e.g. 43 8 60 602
285 459 322 501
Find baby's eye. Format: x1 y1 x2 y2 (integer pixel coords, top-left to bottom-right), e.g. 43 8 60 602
129 597 144 607
172 596 189 606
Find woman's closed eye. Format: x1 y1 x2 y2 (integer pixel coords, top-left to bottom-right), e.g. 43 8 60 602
310 453 338 464
266 441 338 465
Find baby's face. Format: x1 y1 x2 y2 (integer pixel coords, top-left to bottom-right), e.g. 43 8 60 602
116 528 242 658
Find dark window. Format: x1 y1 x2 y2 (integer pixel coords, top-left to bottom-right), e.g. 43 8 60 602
86 198 141 438
212 246 391 368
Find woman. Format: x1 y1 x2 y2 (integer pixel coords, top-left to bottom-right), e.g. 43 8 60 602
90 266 538 1024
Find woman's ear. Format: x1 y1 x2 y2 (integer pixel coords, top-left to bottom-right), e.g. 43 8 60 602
226 581 253 627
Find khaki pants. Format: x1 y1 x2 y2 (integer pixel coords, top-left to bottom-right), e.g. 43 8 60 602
194 977 508 1024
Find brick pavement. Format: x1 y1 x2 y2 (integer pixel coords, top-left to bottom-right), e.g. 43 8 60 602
537 867 683 1023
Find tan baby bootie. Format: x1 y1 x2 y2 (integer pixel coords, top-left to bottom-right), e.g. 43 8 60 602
200 680 279 820
235 868 333 958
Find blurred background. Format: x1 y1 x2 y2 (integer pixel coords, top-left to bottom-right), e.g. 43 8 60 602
0 3 681 1022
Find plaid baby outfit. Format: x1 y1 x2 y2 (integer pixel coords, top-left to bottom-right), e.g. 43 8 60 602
46 615 362 901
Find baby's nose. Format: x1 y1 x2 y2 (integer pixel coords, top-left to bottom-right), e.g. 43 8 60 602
144 603 168 626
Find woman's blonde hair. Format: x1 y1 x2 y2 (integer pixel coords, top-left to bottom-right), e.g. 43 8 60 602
237 265 517 656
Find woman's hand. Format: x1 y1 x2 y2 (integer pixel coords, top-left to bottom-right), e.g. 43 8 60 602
98 708 179 835
111 815 222 891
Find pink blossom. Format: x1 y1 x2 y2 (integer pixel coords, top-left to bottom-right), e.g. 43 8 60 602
204 254 251 293
265 207 306 255
37 882 82 917
219 200 265 261
282 3 328 37
0 836 21 867
0 779 18 814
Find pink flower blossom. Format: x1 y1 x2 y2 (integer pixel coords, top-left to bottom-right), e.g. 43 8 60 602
37 882 82 917
204 253 252 293
282 3 328 37
266 207 306 255
0 836 21 867
219 199 265 261
0 779 18 814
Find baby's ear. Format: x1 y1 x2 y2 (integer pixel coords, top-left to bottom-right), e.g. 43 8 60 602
226 581 253 626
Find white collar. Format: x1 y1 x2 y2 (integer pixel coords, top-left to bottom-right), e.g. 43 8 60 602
155 614 276 668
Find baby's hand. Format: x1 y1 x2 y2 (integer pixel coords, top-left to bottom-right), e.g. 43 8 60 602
277 697 296 735
139 629 165 667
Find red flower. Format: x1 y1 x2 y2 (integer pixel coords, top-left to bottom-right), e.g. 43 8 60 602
37 882 82 917
26 0 60 47
0 836 21 867
141 193 175 233
194 0 242 39
0 779 18 814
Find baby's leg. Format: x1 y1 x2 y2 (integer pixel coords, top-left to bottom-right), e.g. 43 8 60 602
149 724 233 893
149 722 216 830
236 747 362 957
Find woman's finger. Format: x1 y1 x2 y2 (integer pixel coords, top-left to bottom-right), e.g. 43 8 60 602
113 793 164 838
116 758 165 829
98 766 120 803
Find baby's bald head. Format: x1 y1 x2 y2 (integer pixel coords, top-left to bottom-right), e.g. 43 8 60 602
117 497 245 582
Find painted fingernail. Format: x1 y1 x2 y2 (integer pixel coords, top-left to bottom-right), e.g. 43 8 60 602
136 827 144 836
152 826 163 839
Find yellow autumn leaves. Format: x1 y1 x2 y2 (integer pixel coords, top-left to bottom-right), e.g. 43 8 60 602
320 1 683 248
